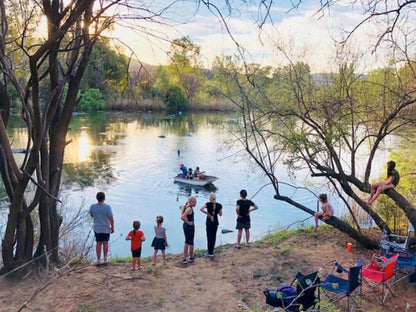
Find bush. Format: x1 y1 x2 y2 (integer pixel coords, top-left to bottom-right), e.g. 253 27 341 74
77 89 106 112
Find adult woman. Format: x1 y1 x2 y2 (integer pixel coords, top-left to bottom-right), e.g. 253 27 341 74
180 196 196 264
367 160 400 205
200 192 223 257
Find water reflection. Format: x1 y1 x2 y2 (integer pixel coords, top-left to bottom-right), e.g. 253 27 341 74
78 130 91 162
174 181 218 200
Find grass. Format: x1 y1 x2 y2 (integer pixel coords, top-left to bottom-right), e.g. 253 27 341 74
75 303 97 312
260 229 298 247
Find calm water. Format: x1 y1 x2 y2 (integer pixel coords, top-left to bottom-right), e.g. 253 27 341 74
2 112 336 259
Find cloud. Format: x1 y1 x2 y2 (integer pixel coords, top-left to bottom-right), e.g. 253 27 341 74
110 2 397 73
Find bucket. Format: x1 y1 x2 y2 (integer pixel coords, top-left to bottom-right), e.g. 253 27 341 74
347 242 352 252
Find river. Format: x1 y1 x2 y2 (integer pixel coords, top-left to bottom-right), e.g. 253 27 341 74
2 111 337 259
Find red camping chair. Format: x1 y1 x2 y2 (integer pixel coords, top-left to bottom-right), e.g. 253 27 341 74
362 253 398 305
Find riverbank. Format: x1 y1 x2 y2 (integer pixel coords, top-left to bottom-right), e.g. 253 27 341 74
1 227 415 311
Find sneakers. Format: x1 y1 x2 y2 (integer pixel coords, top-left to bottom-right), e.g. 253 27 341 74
187 257 195 263
181 258 188 265
204 252 214 258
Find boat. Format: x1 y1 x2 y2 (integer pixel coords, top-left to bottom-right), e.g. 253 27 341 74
173 174 218 186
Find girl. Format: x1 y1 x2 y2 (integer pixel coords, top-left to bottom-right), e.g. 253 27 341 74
367 160 400 205
152 215 168 265
314 194 334 231
180 196 196 264
200 192 222 257
125 220 146 270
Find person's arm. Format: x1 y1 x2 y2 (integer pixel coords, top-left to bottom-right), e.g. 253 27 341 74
125 232 131 240
218 207 223 217
200 204 207 214
249 203 258 213
108 216 114 233
236 205 240 217
141 232 146 241
163 230 168 246
181 207 193 225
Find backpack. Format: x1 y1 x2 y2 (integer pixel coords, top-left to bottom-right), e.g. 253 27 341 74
264 285 298 308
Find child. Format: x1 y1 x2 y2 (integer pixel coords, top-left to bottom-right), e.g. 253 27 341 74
314 194 334 231
151 215 168 265
367 160 400 205
125 220 146 270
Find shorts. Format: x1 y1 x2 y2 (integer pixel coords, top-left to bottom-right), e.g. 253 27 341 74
183 223 195 245
132 248 142 258
151 237 166 250
236 220 251 230
95 232 110 242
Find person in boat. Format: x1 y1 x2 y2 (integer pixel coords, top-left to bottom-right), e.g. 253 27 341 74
193 166 205 180
185 168 193 179
179 163 187 178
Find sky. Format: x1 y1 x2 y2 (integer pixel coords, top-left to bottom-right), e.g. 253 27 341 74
109 0 409 73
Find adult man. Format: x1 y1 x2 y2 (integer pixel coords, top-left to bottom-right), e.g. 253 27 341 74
89 192 114 265
179 163 187 178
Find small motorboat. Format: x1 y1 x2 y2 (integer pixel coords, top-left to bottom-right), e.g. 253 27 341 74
173 174 218 186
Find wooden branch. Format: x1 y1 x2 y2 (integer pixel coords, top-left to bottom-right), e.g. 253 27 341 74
22 170 62 203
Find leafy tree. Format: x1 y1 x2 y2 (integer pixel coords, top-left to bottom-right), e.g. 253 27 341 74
0 0 163 272
81 39 128 100
215 56 416 247
77 89 106 112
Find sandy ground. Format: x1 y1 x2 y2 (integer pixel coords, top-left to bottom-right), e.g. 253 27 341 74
0 227 415 312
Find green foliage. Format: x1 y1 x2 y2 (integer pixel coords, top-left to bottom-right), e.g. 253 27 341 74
261 229 297 247
252 268 267 279
81 39 128 99
75 303 97 312
77 89 106 112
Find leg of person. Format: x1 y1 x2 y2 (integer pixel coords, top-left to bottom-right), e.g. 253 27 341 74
236 229 242 248
368 181 384 202
96 241 102 263
162 250 166 265
244 228 250 247
153 249 157 265
368 184 393 205
182 243 188 264
314 212 322 231
207 223 215 255
137 257 142 270
210 224 218 255
189 244 194 260
132 257 137 270
103 241 109 263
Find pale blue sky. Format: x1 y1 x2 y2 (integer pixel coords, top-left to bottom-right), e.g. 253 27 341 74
111 0 408 73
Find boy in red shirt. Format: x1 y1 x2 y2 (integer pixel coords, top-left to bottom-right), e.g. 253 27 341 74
125 220 146 270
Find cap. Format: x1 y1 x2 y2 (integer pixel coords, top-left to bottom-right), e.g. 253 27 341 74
179 163 184 167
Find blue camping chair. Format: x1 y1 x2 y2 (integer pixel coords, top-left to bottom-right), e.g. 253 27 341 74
263 271 320 311
321 259 363 311
390 252 416 285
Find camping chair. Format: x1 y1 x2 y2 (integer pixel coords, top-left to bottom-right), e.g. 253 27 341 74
379 224 414 255
321 259 363 311
361 253 398 305
390 252 416 285
263 271 320 311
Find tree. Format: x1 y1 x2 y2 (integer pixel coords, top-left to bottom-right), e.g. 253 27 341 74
0 0 159 272
215 56 416 248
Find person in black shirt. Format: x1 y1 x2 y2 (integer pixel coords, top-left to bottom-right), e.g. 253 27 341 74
200 192 223 257
235 189 258 248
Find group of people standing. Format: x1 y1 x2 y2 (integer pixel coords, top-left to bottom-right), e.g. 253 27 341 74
88 189 258 269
